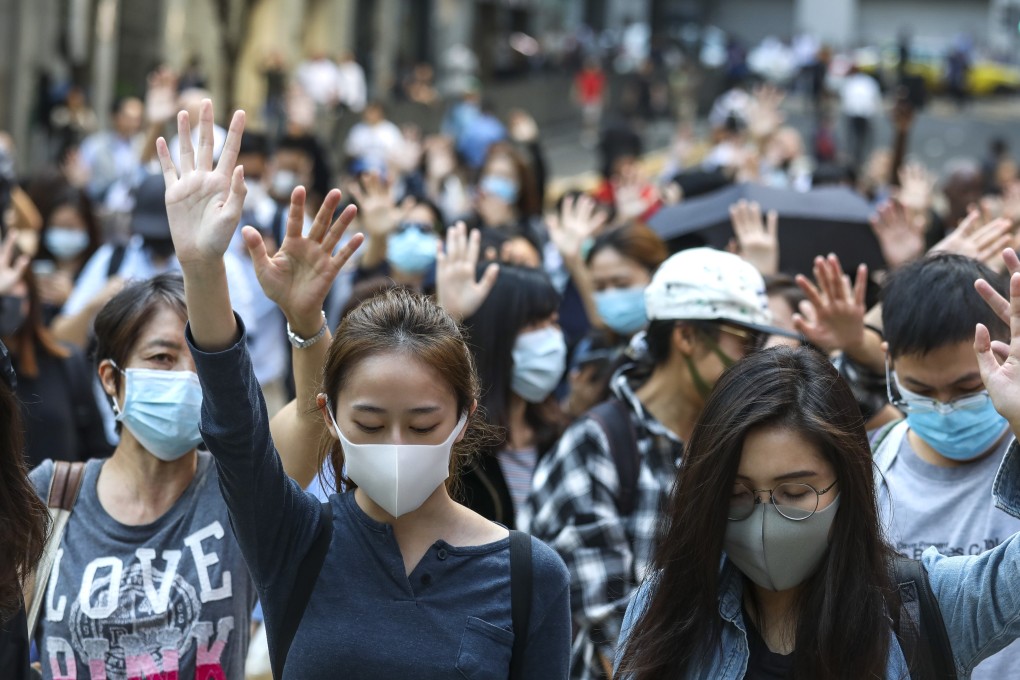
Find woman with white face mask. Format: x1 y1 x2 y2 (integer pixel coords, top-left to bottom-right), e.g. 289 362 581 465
615 340 1020 679
437 223 569 528
158 100 570 679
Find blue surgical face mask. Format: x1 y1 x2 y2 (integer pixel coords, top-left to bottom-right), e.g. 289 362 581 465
511 326 567 403
895 376 1009 461
44 226 90 261
479 174 519 204
386 223 438 274
594 286 648 336
111 365 204 461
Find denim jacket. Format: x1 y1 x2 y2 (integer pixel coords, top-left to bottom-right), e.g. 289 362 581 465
615 440 1020 679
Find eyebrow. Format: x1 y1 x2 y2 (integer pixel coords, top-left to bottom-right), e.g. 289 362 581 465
140 339 183 351
902 372 984 390
351 404 443 414
735 470 819 483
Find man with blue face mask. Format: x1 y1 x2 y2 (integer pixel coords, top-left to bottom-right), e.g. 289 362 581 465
874 252 1020 680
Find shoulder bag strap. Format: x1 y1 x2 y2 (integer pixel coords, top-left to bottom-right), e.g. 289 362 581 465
892 555 957 680
509 529 533 680
586 398 640 516
27 461 86 637
273 500 335 679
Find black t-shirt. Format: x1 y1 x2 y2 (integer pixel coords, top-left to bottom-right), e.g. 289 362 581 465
14 343 112 468
743 608 794 679
0 599 31 680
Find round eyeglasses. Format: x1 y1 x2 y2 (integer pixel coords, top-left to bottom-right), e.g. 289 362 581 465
727 480 838 521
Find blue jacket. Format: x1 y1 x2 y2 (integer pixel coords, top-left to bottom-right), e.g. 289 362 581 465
615 440 1020 679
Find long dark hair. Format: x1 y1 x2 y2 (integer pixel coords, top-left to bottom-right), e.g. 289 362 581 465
25 171 101 266
0 344 50 618
463 264 566 456
618 346 896 679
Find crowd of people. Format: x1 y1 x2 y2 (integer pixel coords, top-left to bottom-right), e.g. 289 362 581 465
5 42 1020 680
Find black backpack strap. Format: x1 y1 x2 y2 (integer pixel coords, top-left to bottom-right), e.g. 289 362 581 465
892 555 957 680
586 399 640 516
509 529 533 680
106 244 127 278
272 500 334 679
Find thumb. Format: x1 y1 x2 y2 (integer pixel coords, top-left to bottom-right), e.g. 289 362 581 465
974 323 1000 381
478 262 500 296
243 226 271 273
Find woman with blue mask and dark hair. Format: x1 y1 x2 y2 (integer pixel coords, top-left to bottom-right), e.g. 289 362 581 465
616 335 1020 679
348 174 443 293
437 223 569 528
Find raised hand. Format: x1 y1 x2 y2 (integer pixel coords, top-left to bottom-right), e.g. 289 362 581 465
436 222 499 322
346 173 399 240
895 162 935 216
0 230 29 295
975 271 1020 434
155 99 246 268
547 193 607 266
869 198 926 270
931 209 1014 270
145 66 179 126
728 199 779 276
792 254 868 354
244 187 363 336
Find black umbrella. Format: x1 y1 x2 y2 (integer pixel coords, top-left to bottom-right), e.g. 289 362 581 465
647 183 887 277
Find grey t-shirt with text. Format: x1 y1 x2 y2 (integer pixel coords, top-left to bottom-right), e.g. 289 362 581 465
29 452 255 680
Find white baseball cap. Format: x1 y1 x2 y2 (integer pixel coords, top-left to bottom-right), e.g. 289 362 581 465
644 247 798 338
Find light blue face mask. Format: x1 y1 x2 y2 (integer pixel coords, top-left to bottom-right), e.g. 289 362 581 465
44 226 90 261
594 286 648 336
511 326 567 403
386 223 439 274
479 174 520 204
895 376 1009 461
111 365 204 461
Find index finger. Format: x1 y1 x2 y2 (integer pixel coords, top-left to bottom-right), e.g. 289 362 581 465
976 278 1010 327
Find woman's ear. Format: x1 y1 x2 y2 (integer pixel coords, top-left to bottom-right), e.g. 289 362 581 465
317 393 339 440
97 360 119 400
454 400 477 444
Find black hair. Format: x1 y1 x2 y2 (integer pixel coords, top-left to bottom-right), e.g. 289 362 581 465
462 264 564 455
881 252 1008 358
239 130 269 157
618 346 897 679
644 319 721 367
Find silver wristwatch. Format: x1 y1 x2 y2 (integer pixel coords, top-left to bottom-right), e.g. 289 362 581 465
287 311 328 349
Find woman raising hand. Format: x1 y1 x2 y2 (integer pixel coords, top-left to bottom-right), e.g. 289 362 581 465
156 99 570 679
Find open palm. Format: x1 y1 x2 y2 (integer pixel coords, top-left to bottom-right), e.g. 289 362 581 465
244 187 362 330
976 271 1020 433
156 100 246 267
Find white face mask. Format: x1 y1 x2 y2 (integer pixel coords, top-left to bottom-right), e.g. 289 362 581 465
44 226 90 260
325 403 467 518
111 366 204 462
270 169 299 200
511 326 567 403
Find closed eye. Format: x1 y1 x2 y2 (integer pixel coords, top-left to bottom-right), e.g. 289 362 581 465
411 425 439 434
355 423 384 433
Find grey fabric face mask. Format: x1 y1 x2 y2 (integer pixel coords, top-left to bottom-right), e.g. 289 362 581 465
723 495 840 592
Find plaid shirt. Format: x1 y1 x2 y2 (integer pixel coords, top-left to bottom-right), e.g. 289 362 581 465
520 367 683 680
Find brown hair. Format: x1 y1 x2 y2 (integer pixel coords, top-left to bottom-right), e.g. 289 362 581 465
481 141 542 218
318 287 490 491
0 367 50 618
93 274 187 396
585 221 669 273
10 267 70 378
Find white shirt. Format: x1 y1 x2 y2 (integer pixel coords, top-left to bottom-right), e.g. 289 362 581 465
344 120 403 170
336 61 367 112
841 73 882 118
294 58 340 105
63 235 256 331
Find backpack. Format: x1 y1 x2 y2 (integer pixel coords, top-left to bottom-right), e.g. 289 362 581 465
272 502 534 679
873 420 956 679
584 398 640 516
891 555 957 679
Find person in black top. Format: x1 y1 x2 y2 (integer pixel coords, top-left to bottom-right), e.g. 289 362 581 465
0 338 50 680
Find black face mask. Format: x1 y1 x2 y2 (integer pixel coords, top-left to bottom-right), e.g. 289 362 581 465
144 237 176 260
0 295 27 336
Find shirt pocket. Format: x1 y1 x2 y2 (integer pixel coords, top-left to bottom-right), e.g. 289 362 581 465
456 615 515 680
